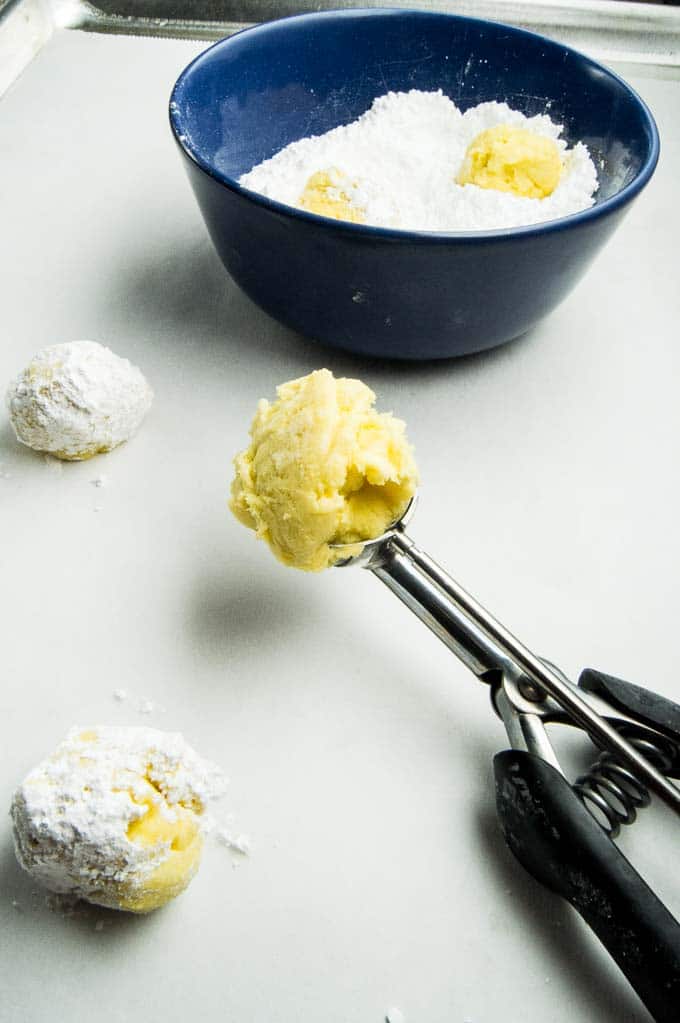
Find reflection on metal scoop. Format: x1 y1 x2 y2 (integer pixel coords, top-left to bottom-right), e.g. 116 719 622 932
330 493 419 568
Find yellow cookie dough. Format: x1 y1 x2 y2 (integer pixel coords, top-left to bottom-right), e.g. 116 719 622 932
230 369 418 572
120 775 204 913
457 124 562 199
298 168 365 223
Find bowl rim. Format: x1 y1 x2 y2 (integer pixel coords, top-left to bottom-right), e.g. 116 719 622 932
169 6 660 243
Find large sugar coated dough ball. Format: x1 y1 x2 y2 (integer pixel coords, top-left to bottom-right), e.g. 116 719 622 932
11 726 227 913
6 340 153 460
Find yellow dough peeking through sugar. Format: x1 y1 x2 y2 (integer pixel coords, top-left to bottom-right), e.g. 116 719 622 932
456 124 562 199
230 369 418 572
120 776 203 913
298 168 366 223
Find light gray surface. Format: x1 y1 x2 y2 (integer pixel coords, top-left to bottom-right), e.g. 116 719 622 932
0 28 679 1023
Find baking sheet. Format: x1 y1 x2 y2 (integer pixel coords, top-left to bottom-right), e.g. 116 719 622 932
53 0 680 66
1 17 679 1023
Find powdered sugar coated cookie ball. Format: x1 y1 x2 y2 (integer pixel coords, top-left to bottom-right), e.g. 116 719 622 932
11 726 227 913
6 340 153 460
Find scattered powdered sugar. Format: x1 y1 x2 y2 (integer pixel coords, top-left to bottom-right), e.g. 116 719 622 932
240 90 598 231
11 726 227 909
216 828 251 855
135 697 166 716
109 688 165 715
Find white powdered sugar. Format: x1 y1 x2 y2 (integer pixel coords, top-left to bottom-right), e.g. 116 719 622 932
10 726 227 909
216 828 251 855
6 340 153 460
240 90 598 231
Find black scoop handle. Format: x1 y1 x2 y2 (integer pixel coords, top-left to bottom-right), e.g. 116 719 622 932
580 669 680 772
494 750 680 1022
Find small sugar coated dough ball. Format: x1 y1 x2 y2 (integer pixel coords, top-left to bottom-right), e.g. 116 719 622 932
6 340 153 460
230 368 418 572
11 726 226 913
298 168 365 224
457 124 562 199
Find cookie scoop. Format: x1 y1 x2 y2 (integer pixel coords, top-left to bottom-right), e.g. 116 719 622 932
230 369 418 571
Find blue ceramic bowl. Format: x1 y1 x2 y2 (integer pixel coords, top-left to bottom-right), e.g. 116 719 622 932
170 9 659 360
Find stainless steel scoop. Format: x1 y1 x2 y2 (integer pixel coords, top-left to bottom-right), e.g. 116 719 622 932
333 495 680 815
332 494 680 1021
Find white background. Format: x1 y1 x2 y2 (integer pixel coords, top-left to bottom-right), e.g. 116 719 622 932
1 29 679 1023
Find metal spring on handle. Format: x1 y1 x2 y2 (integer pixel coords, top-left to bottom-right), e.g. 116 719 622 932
573 730 677 839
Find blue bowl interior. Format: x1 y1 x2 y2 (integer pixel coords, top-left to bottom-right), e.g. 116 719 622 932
171 10 657 213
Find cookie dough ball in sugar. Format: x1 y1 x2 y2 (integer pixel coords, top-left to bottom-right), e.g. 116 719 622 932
6 340 153 460
457 124 563 199
298 168 366 223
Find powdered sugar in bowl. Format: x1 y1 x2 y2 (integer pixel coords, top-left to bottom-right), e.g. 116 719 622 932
170 9 659 360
